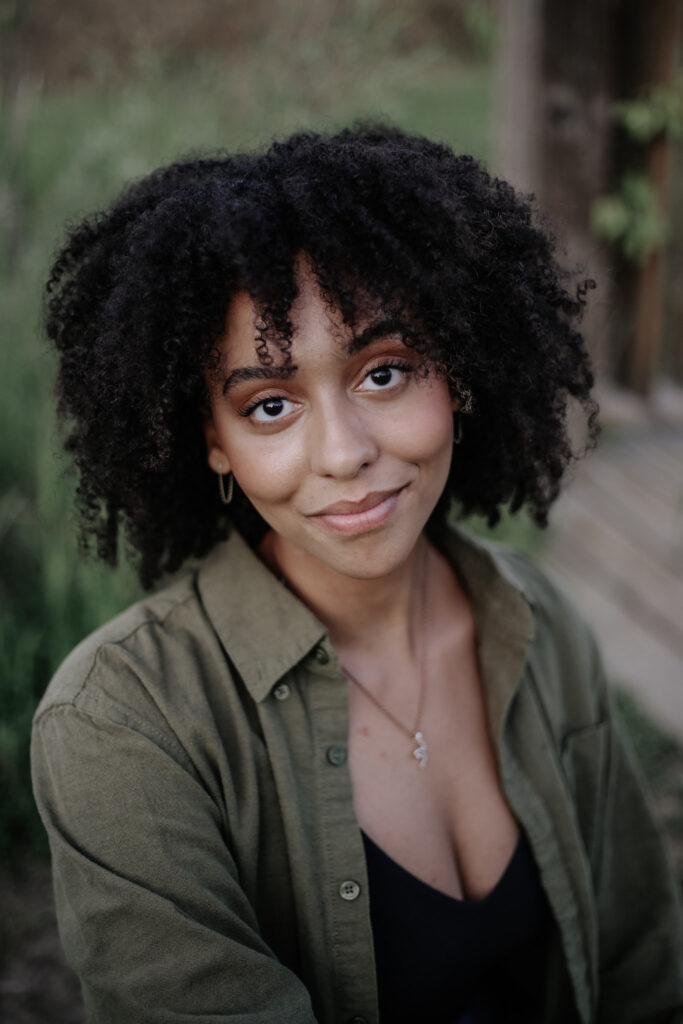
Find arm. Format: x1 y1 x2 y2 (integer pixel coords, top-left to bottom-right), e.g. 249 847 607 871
32 702 319 1024
507 549 683 1021
593 692 683 1023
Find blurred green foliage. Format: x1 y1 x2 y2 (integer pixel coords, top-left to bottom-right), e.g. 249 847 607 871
462 509 544 556
614 78 683 144
462 0 497 60
591 77 683 265
591 172 668 264
0 6 495 864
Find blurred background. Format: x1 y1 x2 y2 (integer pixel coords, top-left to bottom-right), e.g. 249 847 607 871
0 1 682 1020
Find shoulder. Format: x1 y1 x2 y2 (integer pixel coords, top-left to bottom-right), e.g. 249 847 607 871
33 568 222 743
450 523 596 652
493 543 597 650
454 527 609 730
502 545 608 728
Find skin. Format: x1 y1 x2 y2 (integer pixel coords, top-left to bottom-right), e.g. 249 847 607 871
205 264 456 586
205 262 519 900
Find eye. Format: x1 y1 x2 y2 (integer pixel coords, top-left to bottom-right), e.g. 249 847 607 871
239 395 297 423
360 360 413 392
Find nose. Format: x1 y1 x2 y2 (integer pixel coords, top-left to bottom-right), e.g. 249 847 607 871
309 397 379 478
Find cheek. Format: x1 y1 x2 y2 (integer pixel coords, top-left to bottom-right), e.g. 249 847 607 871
221 430 308 506
390 381 455 462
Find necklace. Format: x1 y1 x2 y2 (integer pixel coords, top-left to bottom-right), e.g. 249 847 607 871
342 555 430 768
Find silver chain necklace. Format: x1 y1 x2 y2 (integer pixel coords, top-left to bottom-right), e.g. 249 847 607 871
342 555 429 768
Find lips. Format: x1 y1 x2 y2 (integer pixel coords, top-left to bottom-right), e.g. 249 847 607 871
307 486 407 536
311 487 404 517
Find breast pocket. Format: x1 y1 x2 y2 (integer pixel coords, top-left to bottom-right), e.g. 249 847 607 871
561 721 609 868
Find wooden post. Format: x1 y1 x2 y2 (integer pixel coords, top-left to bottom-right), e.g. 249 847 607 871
496 0 681 394
495 0 542 196
670 136 683 384
496 0 615 378
538 0 616 380
630 139 672 394
617 0 680 395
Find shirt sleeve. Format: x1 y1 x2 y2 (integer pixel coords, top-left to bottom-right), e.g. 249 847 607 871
508 549 683 1021
31 700 319 1024
593 689 683 1023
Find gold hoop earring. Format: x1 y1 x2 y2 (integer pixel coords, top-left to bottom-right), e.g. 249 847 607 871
453 412 463 445
216 463 233 505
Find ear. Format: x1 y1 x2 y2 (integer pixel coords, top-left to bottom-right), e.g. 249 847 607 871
204 417 231 475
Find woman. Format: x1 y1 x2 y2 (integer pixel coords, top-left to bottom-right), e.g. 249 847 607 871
32 126 682 1023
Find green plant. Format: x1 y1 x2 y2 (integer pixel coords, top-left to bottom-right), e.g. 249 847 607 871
591 172 668 264
590 78 683 264
462 1 497 60
614 79 683 144
461 508 544 555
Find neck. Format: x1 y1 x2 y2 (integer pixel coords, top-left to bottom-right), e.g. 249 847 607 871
259 531 431 660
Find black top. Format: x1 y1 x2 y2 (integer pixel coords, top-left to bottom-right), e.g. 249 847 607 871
361 829 552 1023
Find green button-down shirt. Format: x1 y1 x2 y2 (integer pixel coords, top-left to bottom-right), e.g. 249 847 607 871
31 525 683 1023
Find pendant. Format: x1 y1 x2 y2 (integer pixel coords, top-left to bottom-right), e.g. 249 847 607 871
412 731 428 768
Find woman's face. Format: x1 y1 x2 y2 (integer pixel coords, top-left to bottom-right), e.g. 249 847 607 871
205 265 456 580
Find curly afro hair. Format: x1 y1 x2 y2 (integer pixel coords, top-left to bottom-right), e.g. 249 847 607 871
45 124 598 588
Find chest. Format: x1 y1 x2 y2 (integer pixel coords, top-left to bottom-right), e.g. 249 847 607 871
346 635 521 901
212 635 595 1022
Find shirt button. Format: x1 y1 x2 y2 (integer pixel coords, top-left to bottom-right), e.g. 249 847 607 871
339 879 361 901
326 745 347 766
313 644 330 665
272 683 290 701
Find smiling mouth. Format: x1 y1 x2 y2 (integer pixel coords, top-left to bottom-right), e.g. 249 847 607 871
312 488 404 517
309 486 407 534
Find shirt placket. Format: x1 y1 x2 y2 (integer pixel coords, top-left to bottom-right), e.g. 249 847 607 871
305 639 379 1024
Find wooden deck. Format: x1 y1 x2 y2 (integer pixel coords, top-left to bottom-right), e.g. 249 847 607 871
540 420 683 740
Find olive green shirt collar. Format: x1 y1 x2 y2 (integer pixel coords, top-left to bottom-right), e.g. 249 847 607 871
197 520 536 733
198 528 328 703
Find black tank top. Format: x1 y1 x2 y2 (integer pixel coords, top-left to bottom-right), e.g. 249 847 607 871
361 829 552 1023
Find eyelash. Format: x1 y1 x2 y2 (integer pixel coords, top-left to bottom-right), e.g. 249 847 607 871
366 358 413 382
237 392 288 418
236 358 414 419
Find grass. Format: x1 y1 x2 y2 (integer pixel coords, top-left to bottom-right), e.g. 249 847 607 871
0 10 495 864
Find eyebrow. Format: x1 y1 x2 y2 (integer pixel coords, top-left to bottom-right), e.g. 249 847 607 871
346 318 412 354
222 364 298 395
221 319 411 394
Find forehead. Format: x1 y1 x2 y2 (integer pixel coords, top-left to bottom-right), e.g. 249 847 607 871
223 273 341 360
220 268 394 371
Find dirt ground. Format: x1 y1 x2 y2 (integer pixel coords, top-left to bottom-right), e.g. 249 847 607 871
2 758 682 1024
0 863 83 1024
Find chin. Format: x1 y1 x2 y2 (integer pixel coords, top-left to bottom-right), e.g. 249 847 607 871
307 527 426 581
